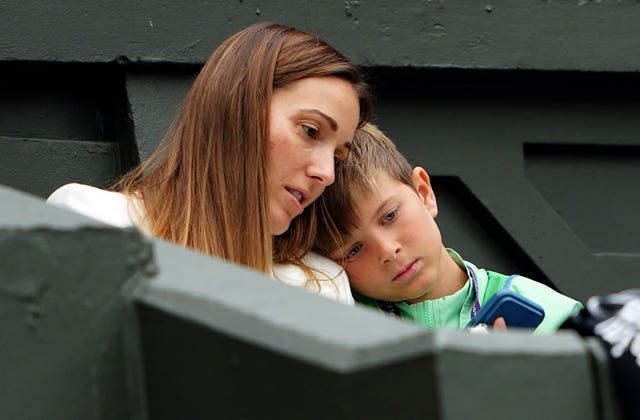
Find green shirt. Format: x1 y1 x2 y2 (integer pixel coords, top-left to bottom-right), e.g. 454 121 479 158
357 249 582 334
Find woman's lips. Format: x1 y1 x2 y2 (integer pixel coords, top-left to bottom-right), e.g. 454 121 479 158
393 259 419 282
285 187 304 214
287 188 303 203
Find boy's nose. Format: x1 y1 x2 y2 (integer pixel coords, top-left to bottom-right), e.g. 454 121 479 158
378 240 400 264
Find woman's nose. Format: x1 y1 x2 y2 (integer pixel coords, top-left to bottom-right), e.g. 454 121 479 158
307 150 335 186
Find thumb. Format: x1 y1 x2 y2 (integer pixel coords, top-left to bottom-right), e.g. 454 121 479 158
493 317 507 331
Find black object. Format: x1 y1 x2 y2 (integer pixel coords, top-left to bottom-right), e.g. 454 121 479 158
565 289 640 420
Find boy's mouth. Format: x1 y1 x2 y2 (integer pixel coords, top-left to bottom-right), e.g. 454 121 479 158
393 259 419 282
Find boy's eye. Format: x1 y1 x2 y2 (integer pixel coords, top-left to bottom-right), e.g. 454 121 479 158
383 209 397 224
346 243 362 259
302 125 318 139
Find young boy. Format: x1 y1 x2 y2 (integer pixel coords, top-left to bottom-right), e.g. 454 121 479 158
313 123 582 333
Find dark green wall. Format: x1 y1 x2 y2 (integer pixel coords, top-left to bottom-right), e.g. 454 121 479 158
3 1 639 302
372 69 640 301
4 1 640 70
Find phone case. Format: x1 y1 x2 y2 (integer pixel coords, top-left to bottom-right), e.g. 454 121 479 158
467 289 545 329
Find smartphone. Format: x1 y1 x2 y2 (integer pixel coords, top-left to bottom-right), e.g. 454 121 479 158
467 289 545 329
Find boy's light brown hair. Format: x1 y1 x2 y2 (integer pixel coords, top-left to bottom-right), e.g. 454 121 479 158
313 123 415 259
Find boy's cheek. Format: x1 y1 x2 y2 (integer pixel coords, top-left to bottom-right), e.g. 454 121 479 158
344 268 367 289
328 253 346 266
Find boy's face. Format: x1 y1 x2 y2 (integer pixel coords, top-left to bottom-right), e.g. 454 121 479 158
330 168 453 303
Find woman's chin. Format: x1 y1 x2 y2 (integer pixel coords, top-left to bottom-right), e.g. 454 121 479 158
270 218 292 236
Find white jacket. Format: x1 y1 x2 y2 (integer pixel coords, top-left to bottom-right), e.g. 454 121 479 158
47 183 354 305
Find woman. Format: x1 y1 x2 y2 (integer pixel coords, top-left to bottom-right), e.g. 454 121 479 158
47 22 372 304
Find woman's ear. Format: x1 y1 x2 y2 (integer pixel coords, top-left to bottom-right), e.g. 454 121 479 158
411 167 438 218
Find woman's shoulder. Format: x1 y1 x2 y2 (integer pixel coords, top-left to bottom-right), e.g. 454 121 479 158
47 183 141 228
272 252 355 305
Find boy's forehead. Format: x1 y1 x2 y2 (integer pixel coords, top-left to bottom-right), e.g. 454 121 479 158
348 175 398 224
348 169 386 197
349 185 379 223
349 171 397 201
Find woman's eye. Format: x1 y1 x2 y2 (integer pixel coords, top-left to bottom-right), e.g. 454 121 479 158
302 125 318 139
346 243 362 259
383 210 397 224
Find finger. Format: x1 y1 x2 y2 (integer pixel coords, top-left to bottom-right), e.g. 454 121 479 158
493 317 507 331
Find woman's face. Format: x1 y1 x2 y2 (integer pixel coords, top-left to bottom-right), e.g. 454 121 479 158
267 76 360 235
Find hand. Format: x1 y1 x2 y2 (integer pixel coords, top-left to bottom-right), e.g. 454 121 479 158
467 317 508 334
493 317 507 331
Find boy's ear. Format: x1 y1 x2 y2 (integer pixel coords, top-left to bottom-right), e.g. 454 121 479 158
411 167 438 217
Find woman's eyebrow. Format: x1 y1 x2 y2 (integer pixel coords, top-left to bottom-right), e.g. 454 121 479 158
300 109 338 131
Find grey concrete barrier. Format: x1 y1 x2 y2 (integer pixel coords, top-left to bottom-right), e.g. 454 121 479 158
0 185 155 420
0 184 622 420
133 237 620 420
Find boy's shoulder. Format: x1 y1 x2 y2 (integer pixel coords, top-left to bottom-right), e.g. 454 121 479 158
481 267 580 307
483 270 512 297
483 269 583 333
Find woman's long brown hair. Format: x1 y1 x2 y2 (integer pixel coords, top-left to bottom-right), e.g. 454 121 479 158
115 22 371 273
